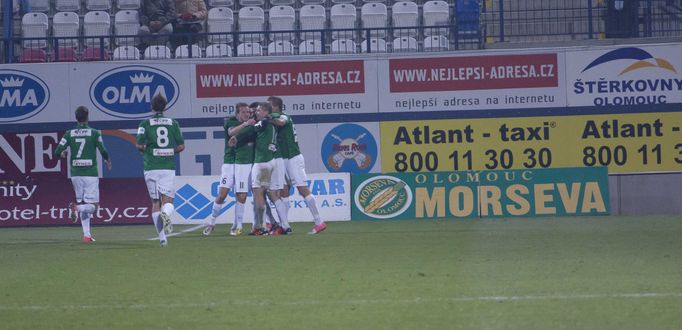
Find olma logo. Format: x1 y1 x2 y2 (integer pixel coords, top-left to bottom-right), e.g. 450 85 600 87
0 70 49 122
174 184 233 220
354 175 412 219
90 66 179 119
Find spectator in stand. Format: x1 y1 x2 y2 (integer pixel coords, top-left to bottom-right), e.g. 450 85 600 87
138 0 176 47
172 0 207 48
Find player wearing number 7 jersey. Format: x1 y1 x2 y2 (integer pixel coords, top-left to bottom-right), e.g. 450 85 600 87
136 94 185 247
54 106 112 243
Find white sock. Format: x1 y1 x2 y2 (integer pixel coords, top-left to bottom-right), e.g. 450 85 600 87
234 202 245 229
281 196 290 215
274 199 290 229
80 212 91 237
305 195 322 225
77 203 96 214
152 212 167 241
161 203 175 217
211 201 223 225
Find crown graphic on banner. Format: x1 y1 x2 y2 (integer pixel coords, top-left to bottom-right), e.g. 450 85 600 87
129 73 154 84
0 77 25 88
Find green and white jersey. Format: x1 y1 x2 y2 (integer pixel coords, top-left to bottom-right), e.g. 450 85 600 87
252 120 277 164
233 125 255 164
54 124 109 177
271 112 301 159
223 116 239 164
136 113 184 171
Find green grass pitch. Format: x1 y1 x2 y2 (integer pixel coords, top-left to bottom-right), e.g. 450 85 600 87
1 216 681 329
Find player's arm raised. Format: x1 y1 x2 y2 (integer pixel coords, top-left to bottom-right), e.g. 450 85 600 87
228 118 256 136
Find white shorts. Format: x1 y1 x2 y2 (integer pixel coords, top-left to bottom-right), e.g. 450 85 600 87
285 154 308 187
71 176 99 204
219 163 235 189
270 157 285 190
144 169 175 199
251 159 275 189
234 163 252 193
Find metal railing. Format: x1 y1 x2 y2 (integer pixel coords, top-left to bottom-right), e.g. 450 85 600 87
3 0 682 63
5 25 482 63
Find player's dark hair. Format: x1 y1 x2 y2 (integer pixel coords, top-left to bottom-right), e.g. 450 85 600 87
249 101 260 109
75 106 89 123
268 96 283 111
236 102 248 114
259 102 272 114
151 94 167 112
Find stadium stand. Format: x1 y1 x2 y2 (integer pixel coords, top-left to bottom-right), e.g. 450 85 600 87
3 0 682 63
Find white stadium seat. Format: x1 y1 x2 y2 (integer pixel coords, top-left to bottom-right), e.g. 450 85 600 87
117 0 141 10
113 45 141 60
361 2 387 39
86 0 112 11
21 12 49 49
207 7 234 44
238 6 265 42
269 5 296 41
361 38 386 53
267 40 294 55
205 43 233 57
298 39 322 55
237 42 262 56
330 4 356 40
53 11 80 48
144 45 173 59
392 36 417 52
392 1 418 38
331 38 356 54
299 5 325 40
423 0 450 36
56 0 81 12
84 11 111 47
175 44 203 58
114 10 140 46
423 35 448 51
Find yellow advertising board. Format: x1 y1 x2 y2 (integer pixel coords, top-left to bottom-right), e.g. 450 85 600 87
380 112 682 174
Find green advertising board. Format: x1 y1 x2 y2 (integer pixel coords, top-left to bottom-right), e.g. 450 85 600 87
351 167 609 220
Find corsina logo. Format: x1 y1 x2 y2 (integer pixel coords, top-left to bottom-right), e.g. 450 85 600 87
90 66 179 118
0 70 49 122
354 175 412 219
582 47 677 75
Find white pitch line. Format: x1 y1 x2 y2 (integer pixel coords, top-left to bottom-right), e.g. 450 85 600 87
146 224 206 241
2 292 682 311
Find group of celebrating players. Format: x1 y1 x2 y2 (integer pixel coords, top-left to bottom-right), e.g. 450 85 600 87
55 94 326 246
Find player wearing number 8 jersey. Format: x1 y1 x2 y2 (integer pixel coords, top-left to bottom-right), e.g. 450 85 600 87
136 94 185 246
54 106 112 243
